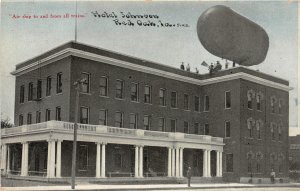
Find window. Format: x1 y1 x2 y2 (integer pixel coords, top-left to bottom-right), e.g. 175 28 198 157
271 123 276 141
278 99 282 114
115 112 123 127
204 124 209 135
225 121 231 138
80 107 89 124
36 111 41 123
256 163 261 173
159 89 166 106
171 92 177 108
99 76 108 96
271 97 276 113
115 80 124 99
278 124 282 141
19 115 23 126
56 73 62 93
194 96 200 112
131 83 139 101
99 110 107 125
183 121 189 133
248 95 252 109
256 95 261 111
55 107 61 121
28 82 33 101
46 76 52 96
158 118 165 131
256 120 262 139
226 153 233 172
144 115 151 130
225 91 231 109
37 80 42 100
183 94 189 110
78 145 88 170
81 73 90 93
204 95 209 111
144 85 152 103
45 109 51 121
194 123 199 134
20 85 25 103
27 113 32 124
170 119 176 132
130 113 138 129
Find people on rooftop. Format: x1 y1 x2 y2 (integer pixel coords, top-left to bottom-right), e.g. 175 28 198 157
180 62 185 70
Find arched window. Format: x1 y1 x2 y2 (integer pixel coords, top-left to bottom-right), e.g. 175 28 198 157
247 90 255 109
270 96 277 114
247 118 255 138
256 120 263 139
256 92 264 111
247 151 254 173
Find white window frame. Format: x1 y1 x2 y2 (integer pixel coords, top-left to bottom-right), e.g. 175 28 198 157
131 83 139 102
130 113 138 129
115 111 123 128
171 91 178 108
99 76 109 97
99 109 107 125
80 106 89 124
81 72 91 94
159 88 166 106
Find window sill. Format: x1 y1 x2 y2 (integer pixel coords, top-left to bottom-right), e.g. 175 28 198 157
159 105 167 107
183 109 190 112
257 110 262 112
203 110 209 113
224 107 231 110
131 100 139 103
115 98 125 101
80 92 92 96
247 108 253 110
99 95 109 99
144 102 152 105
56 92 63 95
170 107 179 110
224 137 231 139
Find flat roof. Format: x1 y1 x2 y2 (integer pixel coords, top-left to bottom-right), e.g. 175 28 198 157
14 41 289 86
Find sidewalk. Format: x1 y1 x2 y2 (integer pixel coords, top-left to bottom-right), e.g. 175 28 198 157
1 183 300 191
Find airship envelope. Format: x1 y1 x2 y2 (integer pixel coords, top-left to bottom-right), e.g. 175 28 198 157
197 5 269 66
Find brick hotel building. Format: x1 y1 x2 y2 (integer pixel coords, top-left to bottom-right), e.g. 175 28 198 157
0 42 290 183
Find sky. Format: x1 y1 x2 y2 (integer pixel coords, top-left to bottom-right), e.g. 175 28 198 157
0 1 298 128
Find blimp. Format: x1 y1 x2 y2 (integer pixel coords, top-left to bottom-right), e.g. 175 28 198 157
197 5 269 66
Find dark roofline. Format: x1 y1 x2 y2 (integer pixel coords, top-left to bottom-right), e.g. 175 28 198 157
15 41 289 86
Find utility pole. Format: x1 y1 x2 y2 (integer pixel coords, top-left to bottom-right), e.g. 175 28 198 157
71 78 85 189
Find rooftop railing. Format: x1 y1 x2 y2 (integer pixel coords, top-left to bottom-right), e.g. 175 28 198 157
1 121 223 144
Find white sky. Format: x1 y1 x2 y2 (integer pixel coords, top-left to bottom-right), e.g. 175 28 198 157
0 1 298 129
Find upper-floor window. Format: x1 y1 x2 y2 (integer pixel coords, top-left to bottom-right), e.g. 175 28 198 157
131 83 139 102
225 121 231 138
144 115 151 130
271 123 276 140
271 97 276 113
183 94 189 110
225 91 231 109
278 123 282 141
194 123 199 134
194 96 200 112
184 121 189 133
99 76 108 96
171 92 177 108
20 85 25 103
28 82 33 101
46 76 52 96
204 123 209 135
256 120 261 139
36 111 41 123
247 118 254 138
159 89 166 106
37 80 42 100
27 113 32 125
81 73 90 93
19 115 23 126
170 119 176 132
115 111 123 127
130 113 138 129
45 109 51 121
247 91 253 109
278 99 282 114
158 118 165 131
144 85 152 103
80 107 89 124
99 109 107 125
256 94 261 111
204 95 209 111
115 80 124 99
56 73 62 93
55 107 61 121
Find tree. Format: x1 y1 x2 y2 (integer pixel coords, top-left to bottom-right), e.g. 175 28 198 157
1 118 13 129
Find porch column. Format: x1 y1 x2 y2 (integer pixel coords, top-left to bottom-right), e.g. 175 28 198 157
179 148 183 177
21 142 28 176
203 150 207 177
1 144 7 174
216 151 220 177
139 146 143 177
219 151 223 177
207 150 211 177
56 140 62 178
171 148 175 177
135 145 139 178
175 147 180 177
167 147 172 177
47 140 56 178
96 142 101 178
101 143 106 178
7 145 10 173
